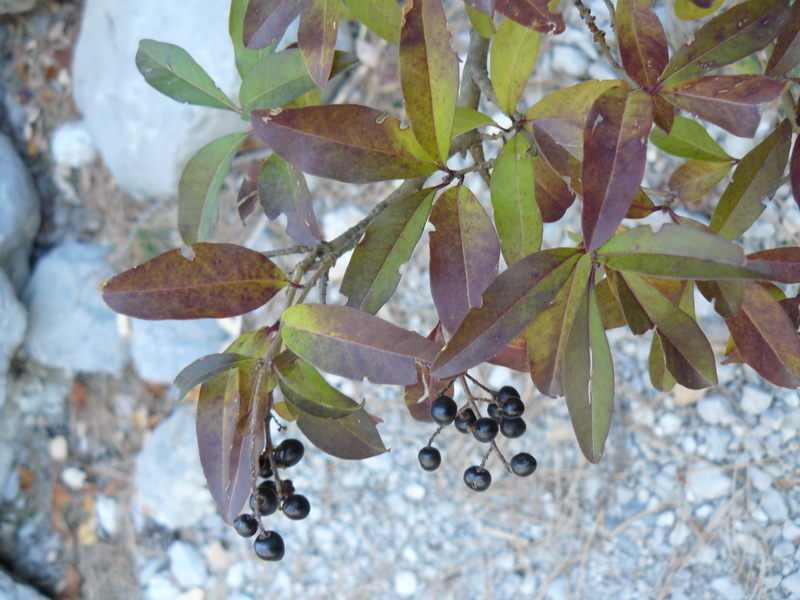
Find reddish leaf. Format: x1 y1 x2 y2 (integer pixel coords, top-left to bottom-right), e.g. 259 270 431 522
792 134 800 210
688 0 715 8
697 280 744 318
429 186 501 333
616 0 669 88
534 155 576 222
747 248 800 283
174 353 255 401
765 0 800 76
102 243 289 320
237 158 264 223
653 96 675 133
494 0 566 35
250 105 439 183
582 87 654 252
341 188 436 314
431 248 582 379
298 0 340 88
668 160 732 205
659 0 788 84
525 80 621 182
280 304 442 384
563 279 615 464
488 331 529 372
404 323 452 421
622 272 717 388
657 75 786 138
527 254 592 397
244 0 313 49
197 328 275 523
709 119 792 239
258 153 322 245
725 281 800 388
399 0 459 163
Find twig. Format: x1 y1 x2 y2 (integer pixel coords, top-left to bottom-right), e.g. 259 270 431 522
262 244 317 258
573 0 636 88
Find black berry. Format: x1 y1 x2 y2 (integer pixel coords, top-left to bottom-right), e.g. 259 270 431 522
282 494 311 520
454 408 477 434
500 396 525 419
233 513 258 537
463 466 492 491
253 531 285 561
498 386 521 403
250 484 279 516
258 454 273 478
487 403 502 423
275 439 305 468
510 452 537 476
418 446 441 471
500 417 527 439
472 417 499 443
430 395 457 425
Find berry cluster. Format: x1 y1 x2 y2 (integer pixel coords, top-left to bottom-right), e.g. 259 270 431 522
231 438 310 561
419 385 538 491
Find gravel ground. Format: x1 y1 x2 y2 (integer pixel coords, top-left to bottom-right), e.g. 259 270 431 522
0 1 798 599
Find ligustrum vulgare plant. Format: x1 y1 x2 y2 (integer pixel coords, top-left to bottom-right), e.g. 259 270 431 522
101 0 800 560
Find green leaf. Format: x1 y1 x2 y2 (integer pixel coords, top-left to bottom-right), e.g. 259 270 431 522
667 160 733 205
710 119 792 240
298 0 341 88
527 254 592 397
582 87 654 252
650 115 733 162
564 279 615 464
399 0 459 163
660 0 789 84
430 248 582 379
174 353 255 401
135 40 238 111
341 188 436 314
622 272 717 388
243 0 312 49
297 408 388 459
657 75 787 138
490 133 542 265
250 105 439 182
466 4 497 38
598 223 775 280
281 304 442 384
494 0 565 35
726 281 800 388
102 243 289 320
258 153 321 245
345 0 402 45
230 0 275 77
648 333 676 392
596 275 627 330
275 355 365 418
429 186 501 333
178 133 249 245
610 269 653 334
674 0 724 20
452 107 499 139
793 134 800 210
616 0 669 88
765 0 800 76
490 17 540 116
240 48 357 115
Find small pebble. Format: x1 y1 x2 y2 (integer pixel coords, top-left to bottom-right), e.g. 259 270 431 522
60 467 87 491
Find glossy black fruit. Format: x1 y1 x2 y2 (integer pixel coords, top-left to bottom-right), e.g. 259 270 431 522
253 531 285 561
275 439 305 468
463 466 492 491
454 408 477 434
250 484 280 516
500 417 527 439
498 386 521 403
430 395 457 425
233 513 258 537
510 452 538 477
418 446 441 471
487 403 502 423
258 454 273 478
501 396 525 419
472 417 499 443
282 494 311 520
